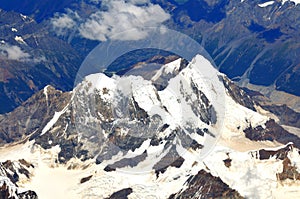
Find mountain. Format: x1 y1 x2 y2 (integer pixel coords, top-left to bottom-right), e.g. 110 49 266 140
1 0 300 114
153 0 300 109
1 55 300 198
0 0 79 22
0 9 83 114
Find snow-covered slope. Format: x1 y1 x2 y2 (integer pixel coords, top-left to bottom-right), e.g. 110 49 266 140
282 0 300 5
1 54 300 199
242 0 300 5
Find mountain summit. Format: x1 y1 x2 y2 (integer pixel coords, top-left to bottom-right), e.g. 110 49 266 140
1 54 300 198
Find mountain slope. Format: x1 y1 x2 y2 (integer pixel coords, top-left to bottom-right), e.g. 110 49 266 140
154 0 300 102
1 0 300 114
0 55 300 198
0 9 82 114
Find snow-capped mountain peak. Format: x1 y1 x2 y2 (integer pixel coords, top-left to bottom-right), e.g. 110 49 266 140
1 54 300 198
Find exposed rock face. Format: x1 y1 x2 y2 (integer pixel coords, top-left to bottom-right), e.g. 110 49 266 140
0 183 11 199
107 188 133 199
80 175 93 184
1 0 300 117
153 145 185 177
104 151 148 171
169 170 243 199
0 56 214 168
0 159 37 199
220 76 256 111
261 104 300 128
0 160 34 184
0 9 82 114
278 157 300 181
244 88 300 128
16 191 38 199
5 0 300 97
223 158 232 168
155 0 300 96
0 86 71 146
0 55 300 198
0 183 38 199
244 119 300 148
250 143 300 182
258 144 293 160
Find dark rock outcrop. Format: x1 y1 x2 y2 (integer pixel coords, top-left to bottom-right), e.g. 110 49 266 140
103 151 147 171
223 158 232 168
0 182 38 199
169 170 243 199
258 143 293 160
154 146 185 178
107 188 133 199
220 76 256 111
277 157 300 181
261 104 300 128
80 175 93 184
0 159 34 184
17 191 38 199
244 119 300 148
0 159 37 199
0 86 71 146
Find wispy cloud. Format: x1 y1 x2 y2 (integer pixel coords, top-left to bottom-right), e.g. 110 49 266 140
51 9 80 37
0 44 30 61
0 44 46 62
51 0 170 41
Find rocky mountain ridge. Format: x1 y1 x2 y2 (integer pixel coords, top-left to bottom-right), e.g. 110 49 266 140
1 0 300 115
154 0 300 107
0 55 300 198
0 8 82 114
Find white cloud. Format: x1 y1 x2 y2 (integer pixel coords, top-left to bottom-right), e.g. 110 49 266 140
0 44 46 62
51 0 170 41
79 0 170 41
51 9 80 37
0 44 30 61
